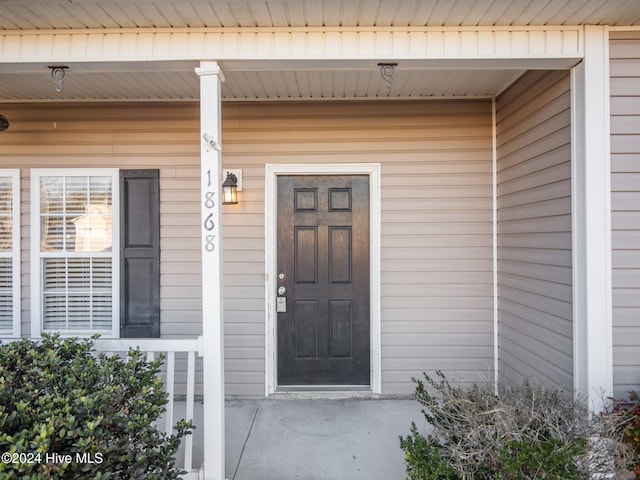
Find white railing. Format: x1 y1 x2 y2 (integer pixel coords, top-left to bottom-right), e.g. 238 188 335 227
93 338 203 479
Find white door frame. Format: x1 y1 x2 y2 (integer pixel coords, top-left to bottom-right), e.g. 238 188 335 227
265 163 381 396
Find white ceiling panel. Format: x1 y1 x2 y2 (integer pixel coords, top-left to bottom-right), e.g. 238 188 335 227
0 1 628 102
0 61 526 101
0 0 638 30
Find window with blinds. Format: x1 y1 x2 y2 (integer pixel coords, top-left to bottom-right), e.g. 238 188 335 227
0 171 19 337
32 170 119 336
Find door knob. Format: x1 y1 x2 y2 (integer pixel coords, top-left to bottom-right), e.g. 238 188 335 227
277 286 286 296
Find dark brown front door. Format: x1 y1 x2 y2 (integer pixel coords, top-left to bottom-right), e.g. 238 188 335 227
277 175 370 386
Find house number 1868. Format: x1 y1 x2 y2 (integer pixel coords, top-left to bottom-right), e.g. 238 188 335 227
203 169 216 252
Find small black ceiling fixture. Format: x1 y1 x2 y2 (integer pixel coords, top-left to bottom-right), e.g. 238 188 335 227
0 114 9 132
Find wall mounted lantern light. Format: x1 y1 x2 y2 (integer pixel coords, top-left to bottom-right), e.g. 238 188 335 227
0 114 8 132
222 172 239 205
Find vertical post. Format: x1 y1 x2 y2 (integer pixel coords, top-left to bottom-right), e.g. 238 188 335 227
196 60 225 480
571 25 613 410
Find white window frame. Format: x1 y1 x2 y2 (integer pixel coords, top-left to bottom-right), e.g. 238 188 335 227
0 169 21 338
30 169 120 338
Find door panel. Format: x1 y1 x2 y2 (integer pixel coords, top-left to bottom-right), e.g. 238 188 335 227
277 175 370 386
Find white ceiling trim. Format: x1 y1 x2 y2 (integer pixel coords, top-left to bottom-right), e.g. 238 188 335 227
0 26 584 64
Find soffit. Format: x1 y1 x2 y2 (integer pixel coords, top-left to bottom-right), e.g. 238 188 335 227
0 0 614 101
0 60 531 101
0 0 638 29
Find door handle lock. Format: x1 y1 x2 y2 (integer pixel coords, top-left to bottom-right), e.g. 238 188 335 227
277 286 286 296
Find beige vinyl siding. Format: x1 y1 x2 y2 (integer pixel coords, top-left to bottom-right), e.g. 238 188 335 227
222 101 495 395
0 102 203 395
496 70 573 391
1 100 494 397
610 31 640 396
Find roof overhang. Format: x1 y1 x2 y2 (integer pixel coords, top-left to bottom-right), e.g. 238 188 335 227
0 26 585 101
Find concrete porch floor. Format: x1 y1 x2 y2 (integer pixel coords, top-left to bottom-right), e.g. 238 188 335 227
176 397 425 480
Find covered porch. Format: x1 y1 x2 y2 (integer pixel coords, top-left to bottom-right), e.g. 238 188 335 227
0 7 624 480
92 338 423 479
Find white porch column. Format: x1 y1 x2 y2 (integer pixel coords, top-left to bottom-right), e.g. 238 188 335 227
196 60 225 480
571 25 613 409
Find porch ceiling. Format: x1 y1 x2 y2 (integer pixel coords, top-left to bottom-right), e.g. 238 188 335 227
0 0 638 30
1 0 631 102
0 60 528 101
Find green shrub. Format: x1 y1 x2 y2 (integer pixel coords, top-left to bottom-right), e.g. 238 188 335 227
400 423 459 480
0 334 193 479
401 371 630 480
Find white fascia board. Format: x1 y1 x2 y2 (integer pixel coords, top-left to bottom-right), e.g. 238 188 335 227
0 26 583 65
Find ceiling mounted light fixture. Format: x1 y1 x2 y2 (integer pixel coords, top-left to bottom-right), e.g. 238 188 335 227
378 62 398 90
49 66 68 93
0 114 9 132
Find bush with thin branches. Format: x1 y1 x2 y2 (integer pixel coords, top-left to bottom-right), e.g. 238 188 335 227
401 371 632 480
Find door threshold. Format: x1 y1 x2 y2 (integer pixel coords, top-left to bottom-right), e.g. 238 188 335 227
271 385 375 399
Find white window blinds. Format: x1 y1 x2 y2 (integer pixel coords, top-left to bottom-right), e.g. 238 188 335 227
32 170 119 336
0 171 19 337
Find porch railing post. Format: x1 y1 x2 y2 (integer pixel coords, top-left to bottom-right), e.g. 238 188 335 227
196 60 226 480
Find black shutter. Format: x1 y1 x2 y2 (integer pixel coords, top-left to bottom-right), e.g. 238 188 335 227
120 169 160 338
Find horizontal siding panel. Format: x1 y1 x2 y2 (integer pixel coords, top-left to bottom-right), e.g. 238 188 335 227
225 347 265 360
383 247 492 261
382 259 492 272
378 223 493 235
612 192 640 208
612 211 640 230
497 71 568 121
613 327 640 346
499 344 572 390
383 334 492 348
497 126 570 163
613 346 640 365
0 99 495 397
498 145 571 182
500 322 572 371
498 197 571 221
499 285 572 320
610 115 640 134
382 320 493 334
610 77 640 96
498 162 571 197
611 135 640 154
383 284 492 298
499 298 572 337
380 309 493 322
499 260 572 285
613 251 640 269
498 214 571 233
612 289 640 307
500 247 571 268
498 232 571 249
609 32 640 395
610 97 640 116
612 269 640 287
611 173 640 190
381 296 493 310
498 180 572 207
383 271 491 284
496 70 573 391
497 102 571 155
383 212 491 225
382 235 492 249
